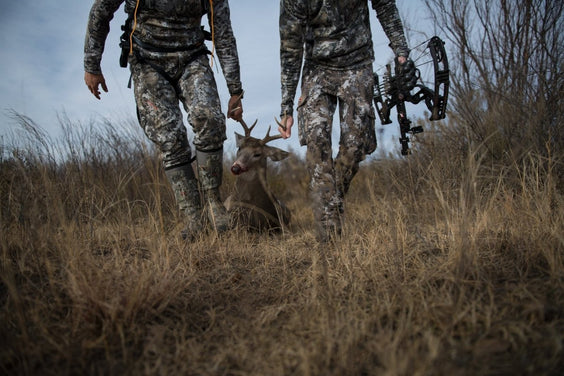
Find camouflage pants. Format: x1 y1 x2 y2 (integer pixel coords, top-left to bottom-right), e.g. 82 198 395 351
131 50 226 169
297 64 376 231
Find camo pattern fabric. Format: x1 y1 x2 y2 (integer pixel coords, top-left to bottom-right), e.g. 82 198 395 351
84 0 243 169
298 64 376 232
280 0 409 117
195 149 224 190
164 164 203 234
131 53 226 168
84 0 242 96
279 0 409 240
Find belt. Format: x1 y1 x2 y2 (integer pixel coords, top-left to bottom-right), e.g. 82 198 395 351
132 35 205 53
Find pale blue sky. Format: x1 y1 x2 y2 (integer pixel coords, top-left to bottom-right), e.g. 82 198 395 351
0 0 435 158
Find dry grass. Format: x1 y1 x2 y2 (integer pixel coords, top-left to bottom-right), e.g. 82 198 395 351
1 117 563 375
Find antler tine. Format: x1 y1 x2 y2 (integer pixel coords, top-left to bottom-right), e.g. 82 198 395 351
274 115 287 131
249 119 257 132
239 118 258 137
261 125 284 145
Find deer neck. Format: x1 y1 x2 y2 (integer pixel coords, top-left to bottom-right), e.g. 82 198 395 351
234 166 270 201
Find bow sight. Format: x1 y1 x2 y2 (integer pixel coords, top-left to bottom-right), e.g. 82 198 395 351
373 36 449 155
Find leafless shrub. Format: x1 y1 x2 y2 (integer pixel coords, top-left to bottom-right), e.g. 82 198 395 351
422 0 563 175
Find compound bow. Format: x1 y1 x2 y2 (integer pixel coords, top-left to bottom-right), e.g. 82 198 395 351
373 36 450 155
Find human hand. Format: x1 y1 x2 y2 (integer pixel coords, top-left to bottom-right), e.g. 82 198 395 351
395 56 417 92
227 93 243 121
84 72 108 100
276 114 293 139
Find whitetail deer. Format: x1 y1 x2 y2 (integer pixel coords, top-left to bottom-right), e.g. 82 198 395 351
224 119 291 231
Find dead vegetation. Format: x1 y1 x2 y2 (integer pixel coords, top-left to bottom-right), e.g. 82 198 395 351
2 2 563 374
1 113 562 376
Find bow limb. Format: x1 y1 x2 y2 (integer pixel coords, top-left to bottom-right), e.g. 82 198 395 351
405 36 450 120
427 36 449 121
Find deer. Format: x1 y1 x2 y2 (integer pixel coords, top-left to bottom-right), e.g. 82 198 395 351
224 118 291 232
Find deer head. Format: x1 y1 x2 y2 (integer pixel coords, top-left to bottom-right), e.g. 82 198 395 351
231 118 289 177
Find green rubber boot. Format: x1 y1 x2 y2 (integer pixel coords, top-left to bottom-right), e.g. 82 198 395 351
165 163 203 239
196 149 231 233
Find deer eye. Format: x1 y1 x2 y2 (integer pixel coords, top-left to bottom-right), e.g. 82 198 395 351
253 153 262 158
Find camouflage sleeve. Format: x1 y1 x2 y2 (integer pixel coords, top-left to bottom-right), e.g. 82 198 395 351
371 0 410 57
84 0 124 75
208 0 243 96
279 0 307 118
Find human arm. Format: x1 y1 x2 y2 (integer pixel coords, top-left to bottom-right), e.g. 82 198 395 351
207 0 244 120
279 0 306 137
83 0 123 98
371 0 410 58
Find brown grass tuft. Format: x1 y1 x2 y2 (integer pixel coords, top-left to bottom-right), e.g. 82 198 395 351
1 116 563 375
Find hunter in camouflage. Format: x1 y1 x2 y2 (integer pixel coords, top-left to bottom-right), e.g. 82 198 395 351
84 0 244 238
278 0 411 242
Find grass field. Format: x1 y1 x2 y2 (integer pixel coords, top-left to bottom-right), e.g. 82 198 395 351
1 118 563 375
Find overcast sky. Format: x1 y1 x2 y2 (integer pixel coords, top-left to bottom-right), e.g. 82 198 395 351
0 0 436 158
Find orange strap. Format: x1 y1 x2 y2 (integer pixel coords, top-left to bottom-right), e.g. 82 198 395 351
209 0 215 67
129 0 141 56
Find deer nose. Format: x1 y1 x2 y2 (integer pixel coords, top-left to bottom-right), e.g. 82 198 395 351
231 164 242 175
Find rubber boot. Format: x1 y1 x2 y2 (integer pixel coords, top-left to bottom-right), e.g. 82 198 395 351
311 182 343 243
196 149 231 233
314 206 342 243
165 163 203 239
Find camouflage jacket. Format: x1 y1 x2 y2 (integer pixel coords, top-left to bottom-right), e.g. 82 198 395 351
84 0 243 96
280 0 409 117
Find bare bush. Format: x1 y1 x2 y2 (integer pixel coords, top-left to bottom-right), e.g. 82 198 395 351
424 0 564 166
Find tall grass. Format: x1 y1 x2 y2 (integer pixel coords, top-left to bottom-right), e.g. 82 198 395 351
1 115 563 375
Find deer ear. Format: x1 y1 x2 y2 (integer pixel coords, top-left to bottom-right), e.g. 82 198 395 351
266 146 290 161
235 132 245 147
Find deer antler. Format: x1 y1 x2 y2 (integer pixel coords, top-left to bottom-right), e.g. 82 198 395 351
274 113 288 131
261 125 284 145
239 118 258 137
